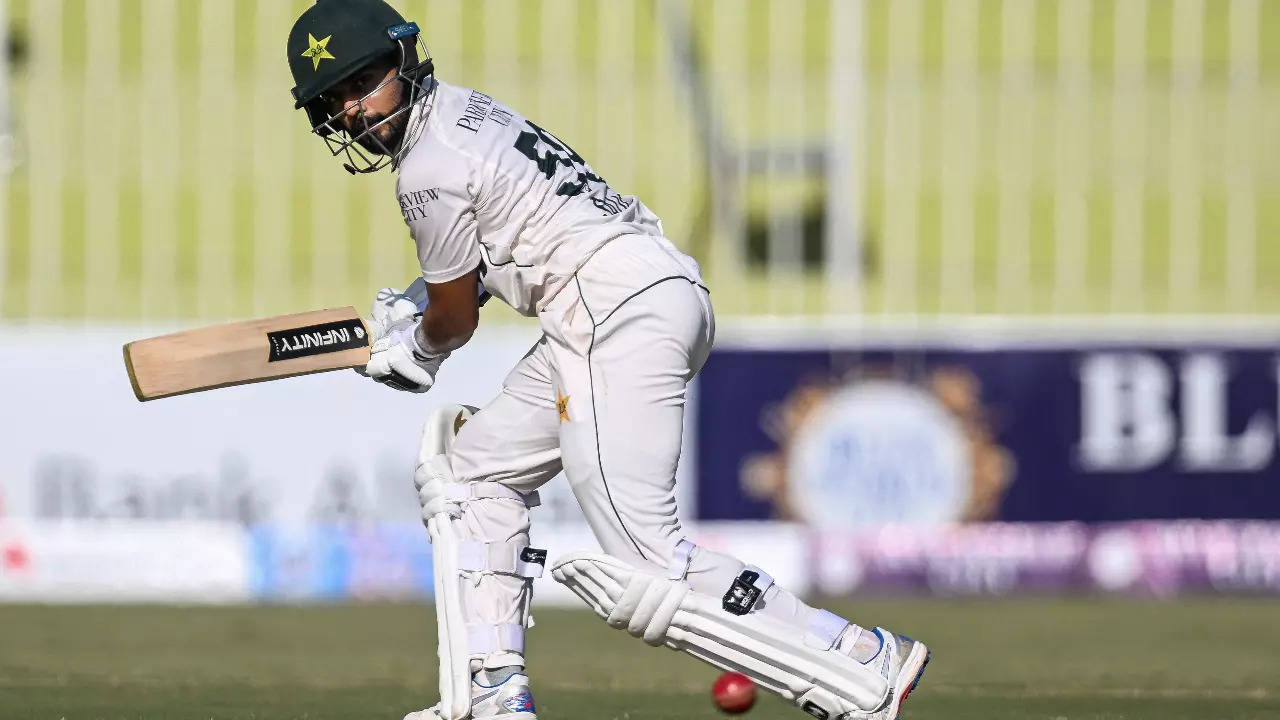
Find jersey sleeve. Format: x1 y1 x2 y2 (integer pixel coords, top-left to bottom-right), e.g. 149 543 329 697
398 150 481 285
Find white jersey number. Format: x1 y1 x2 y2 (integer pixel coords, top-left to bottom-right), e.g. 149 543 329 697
513 120 631 215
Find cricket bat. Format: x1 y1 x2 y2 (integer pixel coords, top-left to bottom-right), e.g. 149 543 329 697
123 307 371 401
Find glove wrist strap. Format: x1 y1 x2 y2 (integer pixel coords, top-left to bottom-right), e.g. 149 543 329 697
409 325 450 361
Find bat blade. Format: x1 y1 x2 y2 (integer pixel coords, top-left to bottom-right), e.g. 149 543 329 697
123 307 371 401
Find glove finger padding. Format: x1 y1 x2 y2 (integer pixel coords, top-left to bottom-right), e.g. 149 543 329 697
375 371 432 393
366 350 436 391
363 326 447 393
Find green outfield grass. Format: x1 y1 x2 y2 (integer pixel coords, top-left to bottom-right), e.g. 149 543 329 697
2 598 1278 719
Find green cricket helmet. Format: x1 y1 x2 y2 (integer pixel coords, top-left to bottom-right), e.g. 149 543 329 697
287 0 434 174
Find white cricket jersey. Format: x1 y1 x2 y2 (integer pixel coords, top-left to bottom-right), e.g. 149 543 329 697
395 80 667 317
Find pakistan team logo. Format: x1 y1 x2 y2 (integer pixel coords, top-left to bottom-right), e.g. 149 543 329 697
302 33 335 71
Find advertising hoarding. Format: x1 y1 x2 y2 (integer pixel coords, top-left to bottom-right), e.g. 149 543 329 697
697 324 1280 524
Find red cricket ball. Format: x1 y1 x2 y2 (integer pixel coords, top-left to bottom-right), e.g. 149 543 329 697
712 671 756 714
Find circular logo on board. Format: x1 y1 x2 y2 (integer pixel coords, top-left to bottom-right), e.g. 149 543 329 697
787 381 971 527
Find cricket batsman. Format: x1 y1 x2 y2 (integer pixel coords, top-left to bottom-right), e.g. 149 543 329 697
286 2 929 718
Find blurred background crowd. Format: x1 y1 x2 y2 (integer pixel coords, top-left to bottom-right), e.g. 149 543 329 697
1 0 1277 604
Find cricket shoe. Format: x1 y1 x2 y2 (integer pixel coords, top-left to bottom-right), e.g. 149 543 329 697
402 668 536 720
842 627 930 720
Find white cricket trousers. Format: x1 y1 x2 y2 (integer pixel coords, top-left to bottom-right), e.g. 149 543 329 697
446 234 826 670
451 233 711 564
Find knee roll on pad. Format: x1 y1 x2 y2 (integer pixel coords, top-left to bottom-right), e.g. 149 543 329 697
420 403 480 457
416 455 542 522
551 551 890 718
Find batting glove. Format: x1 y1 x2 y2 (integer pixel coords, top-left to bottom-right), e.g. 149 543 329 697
368 278 430 343
362 324 449 393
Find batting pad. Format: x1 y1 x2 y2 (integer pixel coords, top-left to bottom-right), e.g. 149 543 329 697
419 406 479 720
426 510 473 720
418 404 544 720
551 553 890 718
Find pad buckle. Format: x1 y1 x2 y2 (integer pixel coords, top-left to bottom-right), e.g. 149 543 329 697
801 701 831 719
722 570 764 616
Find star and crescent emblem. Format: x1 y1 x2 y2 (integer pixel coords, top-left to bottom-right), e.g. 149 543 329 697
556 390 571 423
301 33 335 71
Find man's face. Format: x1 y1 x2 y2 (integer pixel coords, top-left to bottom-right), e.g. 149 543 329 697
319 61 408 155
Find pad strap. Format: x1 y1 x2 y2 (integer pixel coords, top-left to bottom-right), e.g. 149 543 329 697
458 540 547 578
806 609 852 651
467 622 525 655
668 539 696 580
445 483 541 508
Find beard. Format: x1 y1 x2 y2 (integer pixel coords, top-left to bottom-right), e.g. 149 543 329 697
351 109 409 156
